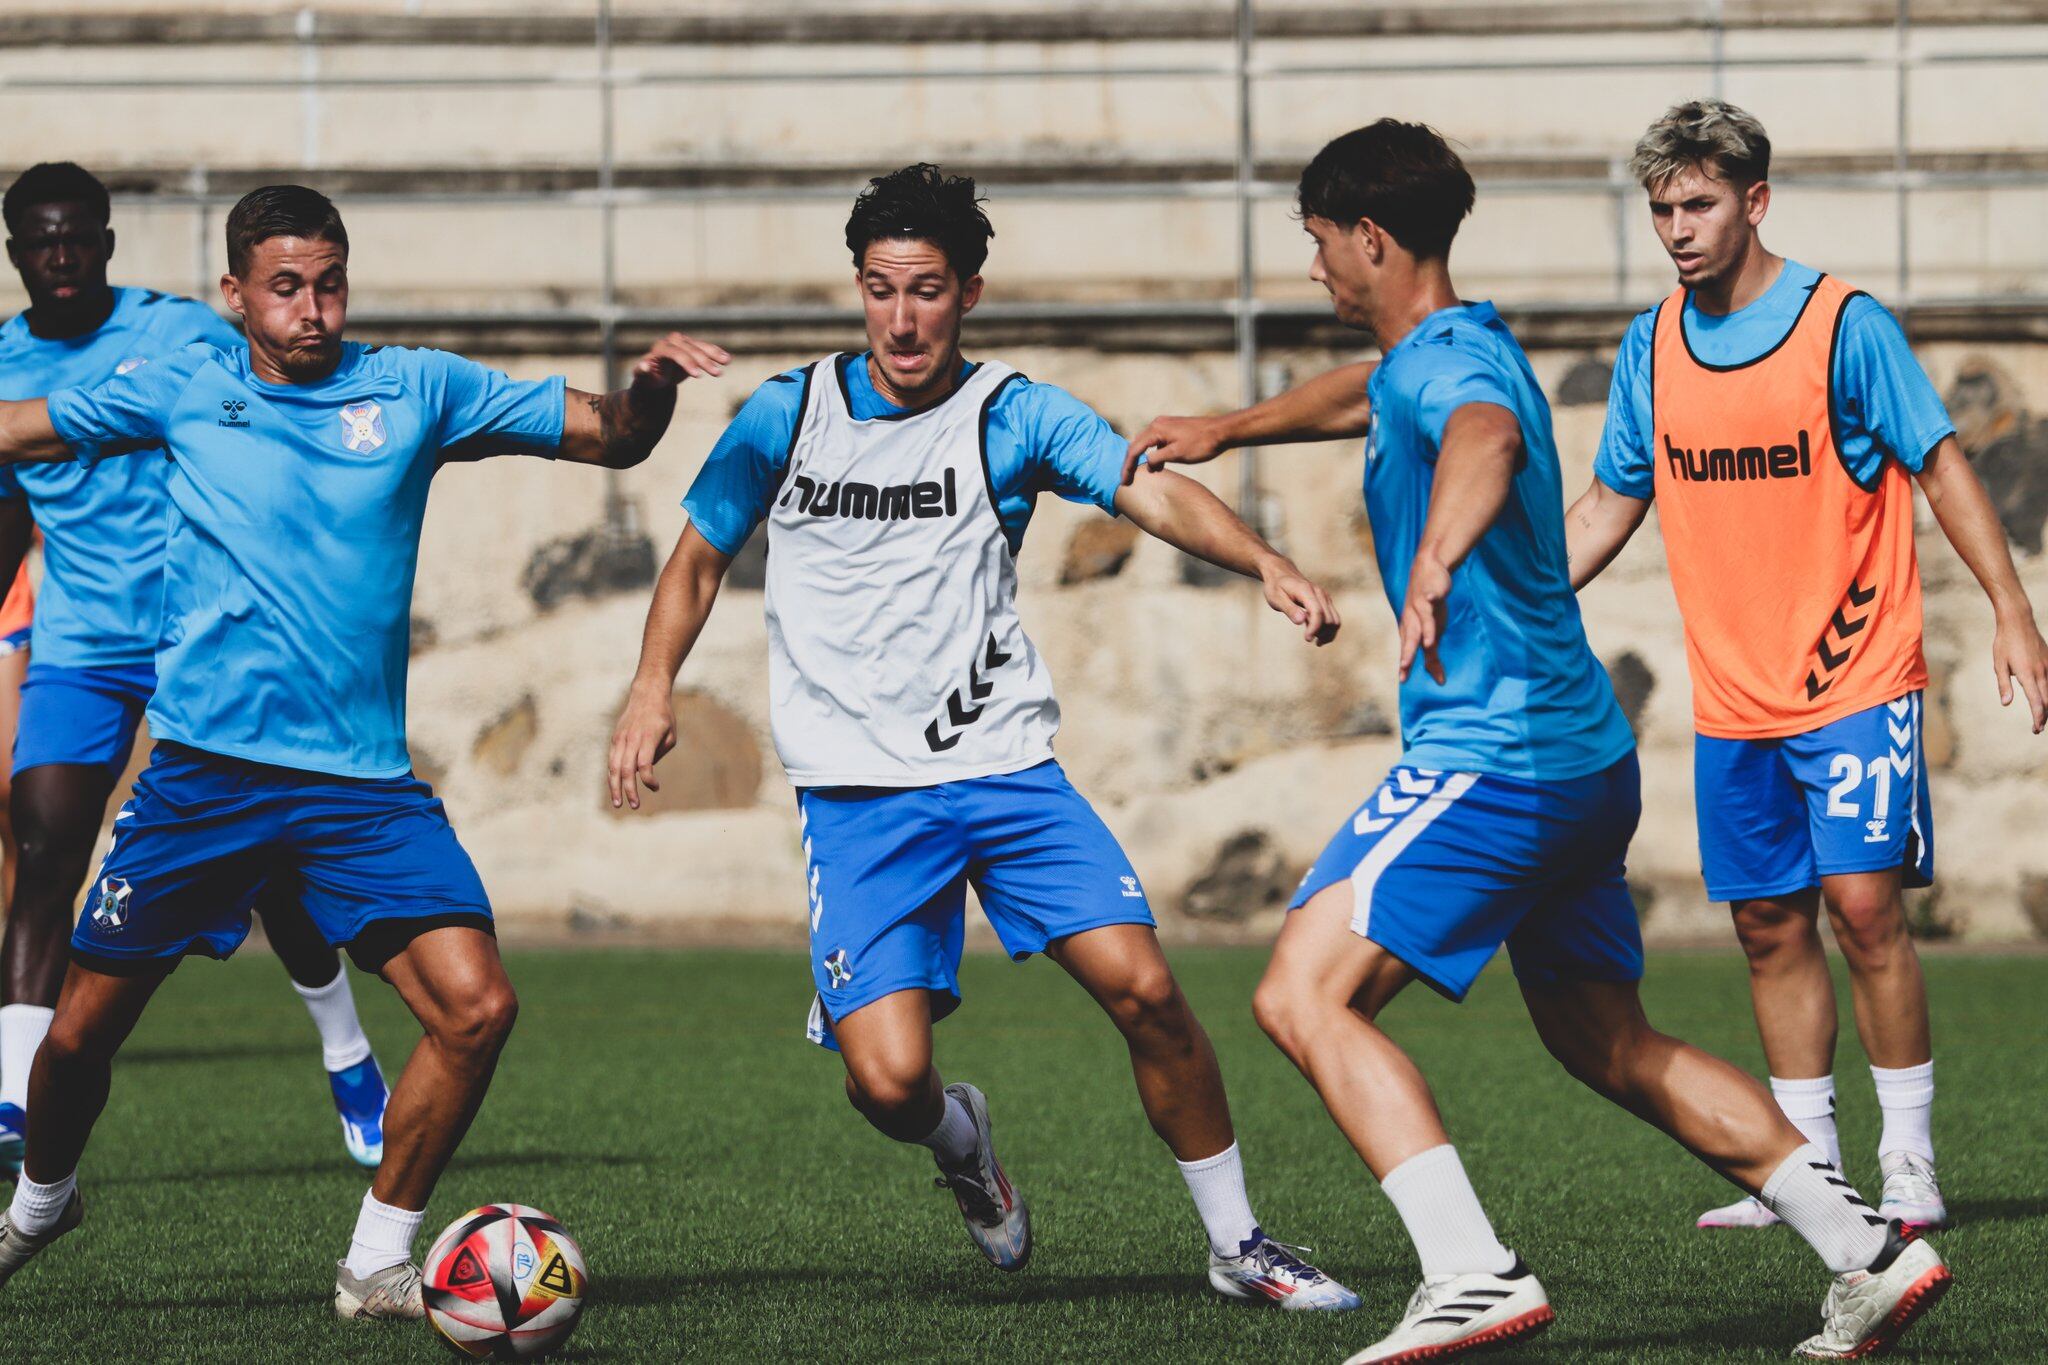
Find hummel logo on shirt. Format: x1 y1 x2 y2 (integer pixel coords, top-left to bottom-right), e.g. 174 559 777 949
1663 429 1813 483
781 466 960 523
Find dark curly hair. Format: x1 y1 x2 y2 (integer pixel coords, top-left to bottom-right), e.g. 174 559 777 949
844 163 994 279
4 162 110 235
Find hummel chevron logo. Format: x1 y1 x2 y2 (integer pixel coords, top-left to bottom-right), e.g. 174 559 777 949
1395 770 1436 797
1887 721 1913 748
925 635 1015 752
1354 770 1439 834
1806 581 1875 700
1887 698 1911 718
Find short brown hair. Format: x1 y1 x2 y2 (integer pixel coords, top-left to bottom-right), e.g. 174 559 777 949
225 184 348 277
1296 120 1475 261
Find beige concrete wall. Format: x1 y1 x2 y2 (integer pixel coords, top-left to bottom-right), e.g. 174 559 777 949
15 3 2048 946
354 336 2048 947
5 15 2048 310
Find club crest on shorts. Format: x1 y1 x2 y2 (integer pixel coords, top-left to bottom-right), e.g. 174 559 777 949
92 876 132 932
339 402 387 453
823 948 853 989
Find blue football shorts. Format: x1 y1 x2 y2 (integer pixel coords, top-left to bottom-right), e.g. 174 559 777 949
1289 753 1645 1000
1694 691 1933 902
74 741 493 976
13 661 155 776
798 759 1155 1050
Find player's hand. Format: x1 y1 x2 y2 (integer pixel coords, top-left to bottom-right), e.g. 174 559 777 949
630 332 731 391
1259 557 1340 645
1398 550 1452 685
1991 608 2048 734
1121 414 1232 486
608 680 678 811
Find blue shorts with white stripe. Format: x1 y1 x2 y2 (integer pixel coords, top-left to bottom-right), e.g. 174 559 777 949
1693 690 1933 904
1288 752 1645 1000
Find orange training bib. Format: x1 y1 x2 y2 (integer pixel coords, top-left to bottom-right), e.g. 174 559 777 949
1649 274 1926 738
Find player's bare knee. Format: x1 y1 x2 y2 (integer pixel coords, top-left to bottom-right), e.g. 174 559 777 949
1827 897 1908 971
439 982 518 1059
40 1009 114 1072
1730 900 1811 963
1251 975 1308 1057
1104 965 1186 1041
845 1062 926 1119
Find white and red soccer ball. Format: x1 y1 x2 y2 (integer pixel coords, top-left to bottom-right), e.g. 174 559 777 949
423 1203 589 1359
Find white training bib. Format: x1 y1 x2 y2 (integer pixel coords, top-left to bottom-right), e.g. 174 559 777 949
763 355 1061 787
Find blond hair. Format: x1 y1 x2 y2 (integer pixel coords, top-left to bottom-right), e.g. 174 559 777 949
1629 99 1772 190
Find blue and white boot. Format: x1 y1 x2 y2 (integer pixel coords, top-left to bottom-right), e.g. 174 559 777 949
1209 1229 1363 1310
0 1102 24 1177
329 1056 389 1169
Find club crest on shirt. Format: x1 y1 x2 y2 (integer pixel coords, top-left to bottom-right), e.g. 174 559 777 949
92 876 131 932
114 356 149 376
339 402 387 453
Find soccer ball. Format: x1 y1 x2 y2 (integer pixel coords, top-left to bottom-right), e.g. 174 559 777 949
422 1203 589 1359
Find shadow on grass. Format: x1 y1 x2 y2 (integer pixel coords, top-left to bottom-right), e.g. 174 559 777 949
592 1266 1226 1310
1946 1195 2048 1225
119 1040 311 1065
1522 1306 1807 1357
93 1149 658 1186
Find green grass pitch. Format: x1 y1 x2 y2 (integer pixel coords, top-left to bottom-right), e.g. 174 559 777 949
5 947 2042 1362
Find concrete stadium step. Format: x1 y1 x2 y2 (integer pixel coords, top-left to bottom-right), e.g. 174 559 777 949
0 1 2026 48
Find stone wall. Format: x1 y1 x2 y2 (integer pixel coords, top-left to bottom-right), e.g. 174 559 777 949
18 2 2048 945
346 334 2048 947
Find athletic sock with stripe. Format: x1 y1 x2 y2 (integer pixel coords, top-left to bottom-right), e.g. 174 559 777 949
1760 1142 1888 1273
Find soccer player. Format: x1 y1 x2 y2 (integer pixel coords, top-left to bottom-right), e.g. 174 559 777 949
0 162 392 1174
1127 121 1949 1361
0 184 715 1317
1564 100 2048 1232
608 164 1359 1308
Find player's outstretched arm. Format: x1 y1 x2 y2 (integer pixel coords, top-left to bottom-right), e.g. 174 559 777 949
1121 360 1376 485
608 524 736 809
0 399 77 466
559 332 731 469
1562 476 1651 591
1114 468 1339 645
1399 402 1522 685
1914 435 2048 732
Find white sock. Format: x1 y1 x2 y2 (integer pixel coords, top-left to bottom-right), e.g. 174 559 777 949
345 1188 426 1279
1870 1061 1935 1163
1176 1142 1261 1257
1760 1143 1887 1274
8 1169 75 1237
1380 1144 1516 1278
292 967 374 1073
914 1092 979 1169
1770 1074 1842 1172
0 1004 54 1110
